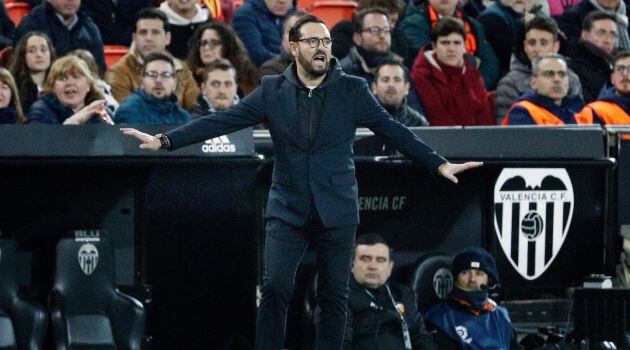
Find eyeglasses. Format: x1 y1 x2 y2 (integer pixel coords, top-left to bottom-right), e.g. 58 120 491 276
615 64 630 74
592 28 619 40
297 37 332 48
538 70 568 78
143 71 175 79
361 26 391 35
200 39 222 48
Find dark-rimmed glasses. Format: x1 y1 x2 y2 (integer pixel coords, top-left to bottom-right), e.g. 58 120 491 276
297 37 332 48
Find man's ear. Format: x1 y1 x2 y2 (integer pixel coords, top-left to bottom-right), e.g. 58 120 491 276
289 41 298 58
371 81 377 95
353 32 362 47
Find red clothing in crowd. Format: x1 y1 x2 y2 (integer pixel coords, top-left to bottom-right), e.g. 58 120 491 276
411 50 494 126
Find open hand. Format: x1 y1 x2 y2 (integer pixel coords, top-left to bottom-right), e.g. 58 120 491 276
438 161 483 184
120 128 161 151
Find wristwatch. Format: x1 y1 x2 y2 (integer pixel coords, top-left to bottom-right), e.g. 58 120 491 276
155 133 171 150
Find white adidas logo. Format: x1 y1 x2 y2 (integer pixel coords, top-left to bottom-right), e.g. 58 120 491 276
202 135 236 153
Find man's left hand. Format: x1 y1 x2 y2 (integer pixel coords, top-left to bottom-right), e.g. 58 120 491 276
438 161 483 184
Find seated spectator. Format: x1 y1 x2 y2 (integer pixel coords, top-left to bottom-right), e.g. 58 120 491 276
331 0 412 67
577 50 630 124
231 0 294 66
186 22 260 96
0 68 25 123
69 49 119 112
425 247 522 350
15 0 106 73
115 52 190 125
477 0 545 75
503 53 587 125
495 17 582 122
548 0 580 16
27 55 113 124
556 0 630 51
8 31 56 113
81 0 154 46
190 58 239 118
372 61 428 126
159 0 214 59
105 8 199 109
0 1 15 50
400 0 500 89
260 10 307 76
411 18 494 126
568 11 617 103
345 233 437 350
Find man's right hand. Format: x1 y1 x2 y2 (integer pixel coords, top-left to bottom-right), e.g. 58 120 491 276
120 128 162 151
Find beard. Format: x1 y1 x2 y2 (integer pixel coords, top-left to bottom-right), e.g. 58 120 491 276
297 49 329 78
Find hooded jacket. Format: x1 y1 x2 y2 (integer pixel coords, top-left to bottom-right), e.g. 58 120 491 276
231 0 293 66
567 39 613 103
503 90 585 125
115 89 191 125
495 53 583 122
411 50 494 126
164 58 446 228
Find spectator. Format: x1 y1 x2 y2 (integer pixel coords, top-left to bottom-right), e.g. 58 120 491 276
372 61 428 126
15 0 106 73
8 31 56 113
0 68 25 123
189 58 238 118
159 0 214 59
577 50 630 124
548 0 581 16
410 18 494 126
115 52 190 125
399 0 500 89
556 0 630 51
477 0 545 76
344 233 437 350
69 49 119 112
568 11 617 103
0 1 15 50
495 17 582 122
260 10 307 76
27 55 113 124
105 8 199 109
330 0 412 66
231 0 294 66
81 0 154 46
503 53 587 125
425 247 522 350
186 22 259 96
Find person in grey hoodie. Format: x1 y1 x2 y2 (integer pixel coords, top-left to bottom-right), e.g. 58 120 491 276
495 16 582 123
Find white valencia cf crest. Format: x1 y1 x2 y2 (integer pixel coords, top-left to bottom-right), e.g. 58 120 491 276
78 243 99 276
493 168 574 280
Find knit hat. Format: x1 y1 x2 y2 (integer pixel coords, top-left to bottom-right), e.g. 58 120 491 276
452 247 500 287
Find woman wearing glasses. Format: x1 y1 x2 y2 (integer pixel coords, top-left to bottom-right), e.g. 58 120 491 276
26 55 114 125
186 22 260 96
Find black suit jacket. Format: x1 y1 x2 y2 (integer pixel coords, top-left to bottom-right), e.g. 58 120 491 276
166 61 446 228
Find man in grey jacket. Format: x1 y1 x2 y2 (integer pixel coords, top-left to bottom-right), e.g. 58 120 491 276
495 17 582 122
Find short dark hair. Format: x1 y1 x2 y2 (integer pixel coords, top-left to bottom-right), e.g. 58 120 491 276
582 10 617 31
525 16 559 41
352 7 390 33
288 15 326 43
614 50 630 66
357 0 404 15
285 9 309 26
430 17 466 42
142 52 175 74
356 233 391 249
202 58 237 83
374 61 409 82
135 8 170 33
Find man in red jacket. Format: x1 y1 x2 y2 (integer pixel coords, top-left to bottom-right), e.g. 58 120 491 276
410 18 494 126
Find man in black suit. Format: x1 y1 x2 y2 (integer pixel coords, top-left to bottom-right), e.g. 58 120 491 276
122 15 481 350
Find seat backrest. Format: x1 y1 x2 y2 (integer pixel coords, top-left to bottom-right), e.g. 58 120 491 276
410 252 453 313
5 3 31 27
103 45 129 69
53 231 116 314
306 1 357 29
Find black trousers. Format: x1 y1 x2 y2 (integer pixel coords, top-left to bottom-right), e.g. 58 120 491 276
255 217 356 350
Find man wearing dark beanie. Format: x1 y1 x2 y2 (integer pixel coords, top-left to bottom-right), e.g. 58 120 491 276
424 247 523 350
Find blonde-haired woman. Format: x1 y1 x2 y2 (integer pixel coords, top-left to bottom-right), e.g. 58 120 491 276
27 55 114 124
0 68 25 124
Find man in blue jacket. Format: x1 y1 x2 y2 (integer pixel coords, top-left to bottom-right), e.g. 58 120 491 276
15 0 106 73
122 15 480 350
